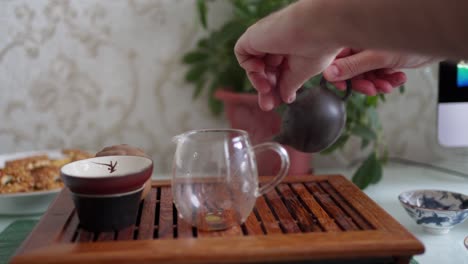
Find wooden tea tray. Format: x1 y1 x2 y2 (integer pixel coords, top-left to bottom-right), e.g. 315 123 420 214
12 175 424 264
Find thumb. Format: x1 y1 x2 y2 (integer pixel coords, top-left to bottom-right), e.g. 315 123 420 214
323 50 395 82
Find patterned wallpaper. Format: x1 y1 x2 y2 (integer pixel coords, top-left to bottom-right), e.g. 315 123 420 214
0 0 448 174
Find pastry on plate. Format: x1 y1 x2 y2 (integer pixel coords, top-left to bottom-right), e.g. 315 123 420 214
0 149 93 194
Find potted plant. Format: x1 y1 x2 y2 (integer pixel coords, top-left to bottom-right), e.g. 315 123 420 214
182 0 404 189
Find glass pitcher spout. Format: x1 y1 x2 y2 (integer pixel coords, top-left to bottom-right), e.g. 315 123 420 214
172 131 191 144
172 134 183 144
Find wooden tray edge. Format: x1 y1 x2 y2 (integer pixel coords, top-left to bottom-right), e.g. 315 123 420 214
12 231 424 264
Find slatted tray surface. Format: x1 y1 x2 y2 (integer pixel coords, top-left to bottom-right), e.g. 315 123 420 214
12 175 424 264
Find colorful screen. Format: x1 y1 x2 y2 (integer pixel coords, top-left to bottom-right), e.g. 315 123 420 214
457 61 468 87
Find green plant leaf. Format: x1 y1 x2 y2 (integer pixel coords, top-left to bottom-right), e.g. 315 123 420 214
321 134 350 154
347 93 366 113
208 80 223 115
350 123 376 141
232 0 252 20
379 94 386 102
185 64 207 83
399 85 406 94
367 107 380 130
381 147 389 164
274 103 288 116
303 74 322 89
361 139 370 150
193 78 206 99
410 258 419 264
214 21 247 45
352 152 382 189
197 0 208 29
370 157 383 184
197 38 209 49
365 96 378 107
182 51 209 64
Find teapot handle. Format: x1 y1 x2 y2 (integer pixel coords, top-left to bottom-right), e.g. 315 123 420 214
320 76 352 101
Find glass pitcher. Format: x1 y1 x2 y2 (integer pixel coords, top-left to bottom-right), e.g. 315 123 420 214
172 129 290 231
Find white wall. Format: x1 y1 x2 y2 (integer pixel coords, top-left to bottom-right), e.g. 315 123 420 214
0 0 450 174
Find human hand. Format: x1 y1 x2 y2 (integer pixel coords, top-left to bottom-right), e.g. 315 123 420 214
234 2 341 111
96 144 152 199
323 49 437 95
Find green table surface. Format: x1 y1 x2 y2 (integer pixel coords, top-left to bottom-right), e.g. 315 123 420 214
0 220 38 264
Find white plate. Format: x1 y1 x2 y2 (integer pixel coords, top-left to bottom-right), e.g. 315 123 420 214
0 150 64 215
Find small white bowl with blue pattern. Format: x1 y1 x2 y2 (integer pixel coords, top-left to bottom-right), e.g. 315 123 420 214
398 190 468 235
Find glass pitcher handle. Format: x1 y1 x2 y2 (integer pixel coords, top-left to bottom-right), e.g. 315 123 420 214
253 142 290 196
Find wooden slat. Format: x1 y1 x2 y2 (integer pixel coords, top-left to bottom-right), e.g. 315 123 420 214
197 225 243 237
158 187 173 239
96 232 115 241
274 175 330 183
197 207 243 237
328 176 410 235
15 188 75 254
12 231 424 264
254 196 282 234
150 175 334 188
116 226 135 241
276 184 322 232
243 212 264 236
76 230 94 242
290 183 341 232
305 182 358 231
176 216 194 238
137 188 157 240
318 181 373 230
57 210 79 243
264 188 301 233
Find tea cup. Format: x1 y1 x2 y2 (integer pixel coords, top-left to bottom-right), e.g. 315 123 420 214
61 155 153 231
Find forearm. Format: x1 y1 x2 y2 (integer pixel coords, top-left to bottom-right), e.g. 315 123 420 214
296 0 468 60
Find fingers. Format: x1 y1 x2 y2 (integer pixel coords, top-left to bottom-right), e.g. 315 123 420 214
247 71 272 94
258 90 282 111
372 79 393 93
265 54 284 67
278 56 327 104
323 50 396 82
332 81 347 90
376 70 407 87
341 71 407 95
350 79 378 95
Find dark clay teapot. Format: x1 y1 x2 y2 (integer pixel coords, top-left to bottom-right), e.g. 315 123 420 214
273 77 352 153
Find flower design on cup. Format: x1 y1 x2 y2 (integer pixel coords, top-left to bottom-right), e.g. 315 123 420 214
92 160 118 174
399 190 468 235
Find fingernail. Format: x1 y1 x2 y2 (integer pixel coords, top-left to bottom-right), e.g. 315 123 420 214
263 101 274 111
287 93 296 104
328 65 340 79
